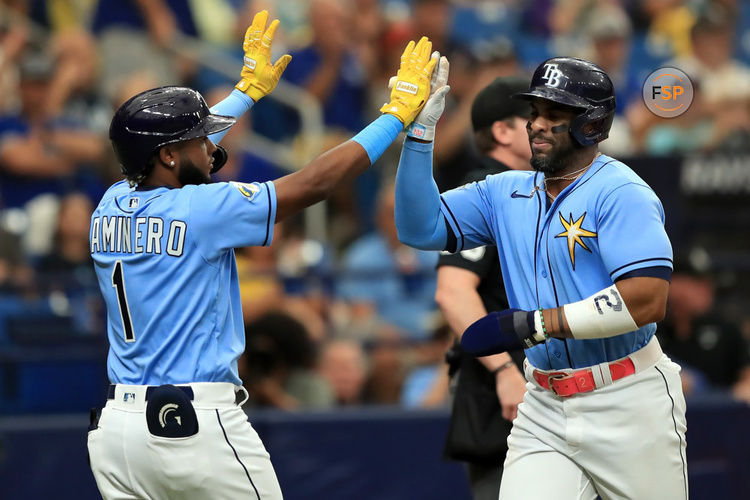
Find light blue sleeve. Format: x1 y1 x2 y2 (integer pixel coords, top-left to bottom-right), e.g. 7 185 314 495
351 114 403 164
597 182 673 281
439 179 497 251
207 89 255 144
187 181 277 260
394 139 447 250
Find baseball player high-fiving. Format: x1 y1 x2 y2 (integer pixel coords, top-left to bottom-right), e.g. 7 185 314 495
87 10 439 499
394 57 688 499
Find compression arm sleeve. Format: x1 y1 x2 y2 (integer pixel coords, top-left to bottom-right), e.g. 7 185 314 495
394 138 448 250
350 114 403 164
207 89 255 144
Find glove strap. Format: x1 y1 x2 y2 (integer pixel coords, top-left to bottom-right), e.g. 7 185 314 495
406 121 434 142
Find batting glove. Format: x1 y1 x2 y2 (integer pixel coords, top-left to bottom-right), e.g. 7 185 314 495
405 52 450 141
235 10 292 102
461 309 547 357
380 37 438 126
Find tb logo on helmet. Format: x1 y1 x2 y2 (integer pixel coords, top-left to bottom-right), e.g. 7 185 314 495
541 64 564 88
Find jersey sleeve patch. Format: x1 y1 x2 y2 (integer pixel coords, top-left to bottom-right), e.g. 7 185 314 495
230 181 261 201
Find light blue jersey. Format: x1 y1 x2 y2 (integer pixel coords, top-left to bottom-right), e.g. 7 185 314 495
90 179 276 385
439 154 672 370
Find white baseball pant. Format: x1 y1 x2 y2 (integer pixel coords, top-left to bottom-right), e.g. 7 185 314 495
499 338 688 500
87 383 282 499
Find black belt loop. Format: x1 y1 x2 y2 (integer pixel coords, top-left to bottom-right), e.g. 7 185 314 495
108 384 195 401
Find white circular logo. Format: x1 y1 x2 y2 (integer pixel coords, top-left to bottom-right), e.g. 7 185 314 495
642 67 694 118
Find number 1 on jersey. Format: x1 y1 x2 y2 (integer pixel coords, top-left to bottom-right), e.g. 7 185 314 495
111 260 136 342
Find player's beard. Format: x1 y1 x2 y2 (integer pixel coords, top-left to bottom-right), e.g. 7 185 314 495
177 159 212 186
530 133 579 175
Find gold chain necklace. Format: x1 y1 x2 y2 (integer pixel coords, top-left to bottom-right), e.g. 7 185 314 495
531 153 601 201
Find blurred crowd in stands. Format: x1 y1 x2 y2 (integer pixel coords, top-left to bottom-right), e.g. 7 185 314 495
1 0 750 413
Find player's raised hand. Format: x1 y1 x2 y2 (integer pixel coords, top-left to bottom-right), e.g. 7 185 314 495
380 37 438 126
235 10 292 102
405 51 449 141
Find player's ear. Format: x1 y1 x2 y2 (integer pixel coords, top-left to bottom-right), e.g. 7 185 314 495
158 145 178 169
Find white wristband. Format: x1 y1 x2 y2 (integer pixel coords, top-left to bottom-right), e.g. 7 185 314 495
563 285 638 339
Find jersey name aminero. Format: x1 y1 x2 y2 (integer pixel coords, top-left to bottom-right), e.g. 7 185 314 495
90 216 187 256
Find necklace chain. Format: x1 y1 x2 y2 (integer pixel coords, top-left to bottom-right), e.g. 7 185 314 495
531 153 601 201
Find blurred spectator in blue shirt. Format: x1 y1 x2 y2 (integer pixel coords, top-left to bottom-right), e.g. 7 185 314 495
338 182 438 341
282 0 368 135
0 52 107 208
91 0 197 43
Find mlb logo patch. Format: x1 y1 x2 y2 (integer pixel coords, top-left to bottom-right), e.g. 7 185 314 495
129 198 139 209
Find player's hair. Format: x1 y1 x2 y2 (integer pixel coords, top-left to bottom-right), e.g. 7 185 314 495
125 154 157 187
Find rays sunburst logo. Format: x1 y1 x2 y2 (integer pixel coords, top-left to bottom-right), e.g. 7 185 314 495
555 212 597 270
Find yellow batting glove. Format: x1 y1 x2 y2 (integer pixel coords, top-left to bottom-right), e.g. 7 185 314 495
380 36 437 126
235 10 292 102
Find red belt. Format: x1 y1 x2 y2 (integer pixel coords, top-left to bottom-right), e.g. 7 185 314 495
532 358 636 397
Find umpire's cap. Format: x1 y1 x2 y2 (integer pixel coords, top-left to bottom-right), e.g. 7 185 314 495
514 57 615 146
109 86 235 180
471 76 531 131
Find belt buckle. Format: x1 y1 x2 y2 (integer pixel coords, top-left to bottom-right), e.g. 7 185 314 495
547 372 572 396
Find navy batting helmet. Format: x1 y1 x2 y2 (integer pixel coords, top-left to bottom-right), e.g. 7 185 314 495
109 86 236 181
514 57 615 146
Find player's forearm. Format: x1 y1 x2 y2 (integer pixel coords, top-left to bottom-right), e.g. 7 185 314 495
395 138 447 250
462 278 670 356
273 141 369 222
207 90 255 144
545 277 669 340
273 114 402 222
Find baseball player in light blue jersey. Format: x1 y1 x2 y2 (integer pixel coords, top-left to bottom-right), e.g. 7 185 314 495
394 57 687 499
87 10 440 499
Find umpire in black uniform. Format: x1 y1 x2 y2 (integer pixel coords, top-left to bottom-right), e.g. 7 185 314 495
435 76 532 500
